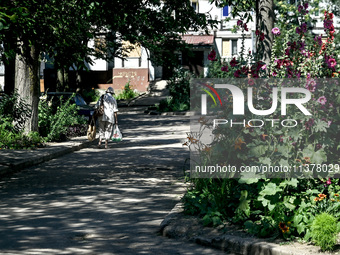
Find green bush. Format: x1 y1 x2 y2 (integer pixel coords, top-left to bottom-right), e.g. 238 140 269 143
0 91 44 149
38 94 87 142
81 88 101 103
115 81 139 100
154 68 191 112
0 90 31 132
0 117 43 149
167 68 191 106
311 213 338 251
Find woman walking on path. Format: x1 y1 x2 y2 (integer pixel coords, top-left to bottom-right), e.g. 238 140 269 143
95 87 118 149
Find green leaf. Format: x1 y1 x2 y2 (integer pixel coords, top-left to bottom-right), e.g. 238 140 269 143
297 224 305 235
313 119 328 133
280 178 298 188
238 178 259 184
283 201 296 210
302 145 327 164
259 183 281 196
249 145 268 157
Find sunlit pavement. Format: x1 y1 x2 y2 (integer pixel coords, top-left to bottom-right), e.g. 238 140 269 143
0 107 226 255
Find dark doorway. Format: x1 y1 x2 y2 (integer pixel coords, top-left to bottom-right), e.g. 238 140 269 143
182 51 204 77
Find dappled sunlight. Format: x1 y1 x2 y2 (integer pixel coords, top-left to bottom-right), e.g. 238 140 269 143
0 110 226 254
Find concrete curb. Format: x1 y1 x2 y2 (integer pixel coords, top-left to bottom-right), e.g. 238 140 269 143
0 137 98 177
159 202 327 255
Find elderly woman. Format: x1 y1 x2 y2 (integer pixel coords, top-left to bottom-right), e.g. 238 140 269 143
95 87 118 149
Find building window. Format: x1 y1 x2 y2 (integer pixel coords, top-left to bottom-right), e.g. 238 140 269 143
191 0 198 12
223 6 229 16
232 39 238 56
222 39 231 57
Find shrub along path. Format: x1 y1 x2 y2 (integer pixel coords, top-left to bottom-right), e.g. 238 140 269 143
0 106 227 255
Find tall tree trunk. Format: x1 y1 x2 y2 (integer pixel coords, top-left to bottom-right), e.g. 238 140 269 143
57 68 69 91
15 45 40 133
256 0 274 68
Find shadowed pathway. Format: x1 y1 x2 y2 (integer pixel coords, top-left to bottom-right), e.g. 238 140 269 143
0 107 226 255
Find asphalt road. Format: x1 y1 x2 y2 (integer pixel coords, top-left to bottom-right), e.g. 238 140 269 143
0 107 226 255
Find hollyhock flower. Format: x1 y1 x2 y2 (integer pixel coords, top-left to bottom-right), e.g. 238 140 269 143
208 50 217 61
230 57 238 67
237 20 243 26
234 70 241 78
261 64 267 70
299 41 306 50
305 118 314 130
221 66 228 72
327 57 337 69
305 79 317 92
240 66 249 74
248 78 255 86
272 27 281 36
285 49 290 56
243 23 249 31
296 27 301 34
255 29 260 36
317 96 327 105
259 32 265 41
314 35 322 46
301 23 307 33
298 5 303 13
303 2 308 9
324 19 333 30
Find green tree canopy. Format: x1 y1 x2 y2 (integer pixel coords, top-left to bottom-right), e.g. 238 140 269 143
0 0 218 132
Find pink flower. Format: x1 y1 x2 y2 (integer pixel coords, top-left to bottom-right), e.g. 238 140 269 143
317 96 327 105
327 58 337 69
272 27 281 36
248 79 255 86
208 50 217 61
221 66 228 72
305 79 317 92
326 178 332 185
230 57 238 67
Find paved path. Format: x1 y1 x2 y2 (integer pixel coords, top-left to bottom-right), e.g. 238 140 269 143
0 107 226 255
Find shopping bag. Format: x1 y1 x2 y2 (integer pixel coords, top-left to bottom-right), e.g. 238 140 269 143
87 117 96 141
111 125 123 142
